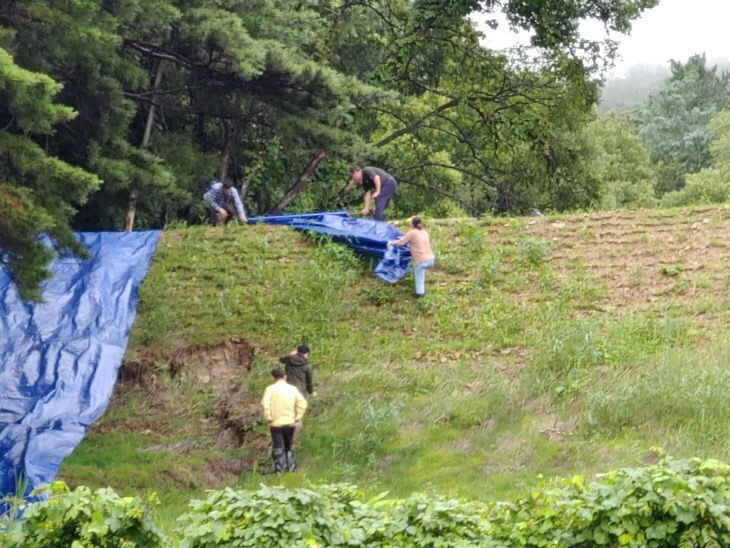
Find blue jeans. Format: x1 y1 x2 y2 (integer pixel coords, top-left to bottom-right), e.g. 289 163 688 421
413 258 435 295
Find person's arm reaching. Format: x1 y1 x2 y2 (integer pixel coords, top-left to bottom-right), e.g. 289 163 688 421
388 230 413 247
279 349 297 365
361 191 372 215
371 175 381 199
305 366 314 395
231 187 247 223
344 177 358 192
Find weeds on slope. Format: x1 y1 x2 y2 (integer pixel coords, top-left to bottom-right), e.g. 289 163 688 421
61 208 730 510
586 344 730 451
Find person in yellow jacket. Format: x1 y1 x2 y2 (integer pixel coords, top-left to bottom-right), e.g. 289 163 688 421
261 368 308 472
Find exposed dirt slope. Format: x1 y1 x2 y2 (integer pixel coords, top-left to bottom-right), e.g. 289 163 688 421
426 206 730 315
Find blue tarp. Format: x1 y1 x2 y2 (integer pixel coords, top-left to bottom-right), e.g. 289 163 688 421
248 212 411 283
0 214 408 500
0 231 160 499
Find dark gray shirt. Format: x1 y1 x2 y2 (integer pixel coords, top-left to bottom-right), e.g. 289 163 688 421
362 166 395 192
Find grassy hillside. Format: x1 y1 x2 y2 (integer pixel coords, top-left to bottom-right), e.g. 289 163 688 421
59 206 730 520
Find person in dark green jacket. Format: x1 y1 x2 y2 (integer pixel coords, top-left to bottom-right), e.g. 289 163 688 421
279 345 315 444
279 345 316 399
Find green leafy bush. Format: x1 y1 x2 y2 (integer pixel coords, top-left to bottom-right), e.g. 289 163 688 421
488 456 730 547
174 483 494 548
1 482 166 547
459 225 485 257
174 457 730 547
329 399 402 470
662 167 730 207
660 263 682 277
7 458 730 547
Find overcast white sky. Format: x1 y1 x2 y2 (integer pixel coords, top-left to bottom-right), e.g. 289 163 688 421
477 0 729 78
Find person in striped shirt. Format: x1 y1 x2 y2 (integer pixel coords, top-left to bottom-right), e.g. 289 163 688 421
203 178 247 226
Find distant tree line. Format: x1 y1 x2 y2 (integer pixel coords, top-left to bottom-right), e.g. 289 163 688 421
591 54 730 210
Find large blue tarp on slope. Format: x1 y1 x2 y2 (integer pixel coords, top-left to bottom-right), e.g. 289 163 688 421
248 212 411 283
0 231 160 499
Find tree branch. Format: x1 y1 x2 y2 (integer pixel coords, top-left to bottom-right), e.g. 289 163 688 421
123 39 196 68
374 97 460 148
396 177 478 215
268 149 328 214
397 162 499 191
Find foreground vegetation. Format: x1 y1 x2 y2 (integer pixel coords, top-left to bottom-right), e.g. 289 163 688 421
8 457 730 546
57 205 730 525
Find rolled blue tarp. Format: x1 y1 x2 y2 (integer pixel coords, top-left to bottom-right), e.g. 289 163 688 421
248 212 411 282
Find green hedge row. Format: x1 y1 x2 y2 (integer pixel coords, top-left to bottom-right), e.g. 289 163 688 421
4 457 730 547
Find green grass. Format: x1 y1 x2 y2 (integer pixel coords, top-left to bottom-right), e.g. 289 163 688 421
57 205 730 523
62 432 183 489
585 344 730 451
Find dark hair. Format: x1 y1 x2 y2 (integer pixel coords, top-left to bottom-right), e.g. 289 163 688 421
349 165 362 174
271 368 285 379
297 344 310 354
222 177 234 188
411 216 423 229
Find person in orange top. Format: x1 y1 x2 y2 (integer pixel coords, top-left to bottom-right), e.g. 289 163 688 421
261 368 307 472
387 217 436 297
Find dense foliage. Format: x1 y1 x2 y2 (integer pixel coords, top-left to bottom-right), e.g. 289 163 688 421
0 46 100 300
663 108 730 206
582 113 657 209
5 458 730 546
594 55 730 211
638 54 730 195
0 0 658 298
1 482 164 547
173 457 730 547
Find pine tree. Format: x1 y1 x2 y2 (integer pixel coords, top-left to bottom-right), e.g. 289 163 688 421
640 54 730 195
0 47 99 301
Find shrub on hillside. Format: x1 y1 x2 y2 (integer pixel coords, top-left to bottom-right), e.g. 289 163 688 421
490 456 730 547
5 458 730 547
662 167 730 207
1 482 166 547
600 178 658 209
175 457 730 547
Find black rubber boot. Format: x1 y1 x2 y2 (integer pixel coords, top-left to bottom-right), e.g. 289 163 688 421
286 450 296 472
272 449 286 473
